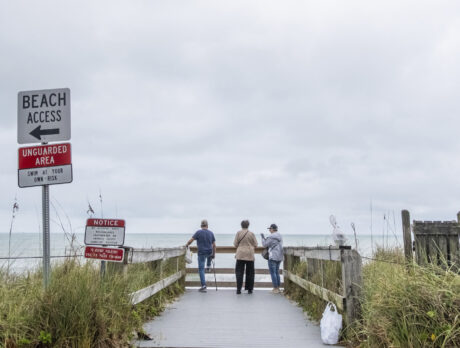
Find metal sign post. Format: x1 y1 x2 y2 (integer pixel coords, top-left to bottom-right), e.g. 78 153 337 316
42 183 50 288
17 88 72 289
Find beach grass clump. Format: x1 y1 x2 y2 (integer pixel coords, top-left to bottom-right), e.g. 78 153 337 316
0 256 184 348
351 248 460 347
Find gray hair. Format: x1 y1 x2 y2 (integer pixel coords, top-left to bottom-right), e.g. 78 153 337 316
201 219 208 228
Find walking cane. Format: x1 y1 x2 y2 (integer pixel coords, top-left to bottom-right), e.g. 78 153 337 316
212 258 218 291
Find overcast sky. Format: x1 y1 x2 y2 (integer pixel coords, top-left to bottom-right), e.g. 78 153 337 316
1 1 460 238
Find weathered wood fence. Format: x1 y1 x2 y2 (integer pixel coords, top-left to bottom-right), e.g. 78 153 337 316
413 221 460 268
283 246 362 325
112 246 187 305
401 210 460 269
115 245 362 326
188 246 283 288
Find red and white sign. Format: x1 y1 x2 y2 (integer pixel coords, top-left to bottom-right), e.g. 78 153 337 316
84 246 125 262
85 218 126 246
18 143 72 188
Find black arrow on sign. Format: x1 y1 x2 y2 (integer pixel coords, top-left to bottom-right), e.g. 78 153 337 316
29 126 60 140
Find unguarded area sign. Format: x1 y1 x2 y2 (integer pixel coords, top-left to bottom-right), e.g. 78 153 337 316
84 246 125 262
85 219 126 246
18 143 72 188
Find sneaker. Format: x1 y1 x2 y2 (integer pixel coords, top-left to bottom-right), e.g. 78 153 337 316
236 290 241 294
198 286 207 293
248 290 253 294
272 288 280 294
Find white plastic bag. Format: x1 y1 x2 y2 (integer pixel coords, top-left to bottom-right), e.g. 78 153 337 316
185 247 193 264
320 302 342 345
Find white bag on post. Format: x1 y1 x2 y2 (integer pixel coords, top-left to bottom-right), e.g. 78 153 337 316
320 302 342 345
185 247 193 264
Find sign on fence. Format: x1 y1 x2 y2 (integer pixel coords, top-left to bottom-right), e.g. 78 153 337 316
84 246 125 262
85 218 126 246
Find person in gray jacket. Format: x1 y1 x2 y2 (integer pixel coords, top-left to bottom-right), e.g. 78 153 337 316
261 223 283 293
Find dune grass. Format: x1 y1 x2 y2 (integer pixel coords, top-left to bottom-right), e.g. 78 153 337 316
0 256 184 348
284 248 460 347
350 248 460 347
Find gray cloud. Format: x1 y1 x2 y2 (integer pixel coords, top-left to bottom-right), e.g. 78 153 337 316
1 1 460 238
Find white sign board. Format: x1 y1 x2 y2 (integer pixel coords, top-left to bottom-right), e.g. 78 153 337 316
18 88 71 144
85 219 126 246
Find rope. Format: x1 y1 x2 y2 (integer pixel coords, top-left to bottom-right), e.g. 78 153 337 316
361 255 404 265
0 255 83 260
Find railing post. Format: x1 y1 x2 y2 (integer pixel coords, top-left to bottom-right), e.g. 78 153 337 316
341 248 362 326
122 246 131 275
283 251 290 291
402 210 412 263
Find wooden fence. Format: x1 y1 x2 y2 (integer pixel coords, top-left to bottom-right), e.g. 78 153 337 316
412 221 460 268
115 245 362 325
401 210 460 269
188 246 283 288
113 246 187 305
283 246 362 325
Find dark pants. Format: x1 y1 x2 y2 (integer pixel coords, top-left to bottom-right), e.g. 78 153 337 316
235 260 255 291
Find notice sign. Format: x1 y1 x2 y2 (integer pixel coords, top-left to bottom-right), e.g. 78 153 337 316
85 219 126 246
84 246 125 262
18 88 71 144
18 143 72 188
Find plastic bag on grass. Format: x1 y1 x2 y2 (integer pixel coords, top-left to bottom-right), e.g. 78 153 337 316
185 247 193 264
320 302 342 345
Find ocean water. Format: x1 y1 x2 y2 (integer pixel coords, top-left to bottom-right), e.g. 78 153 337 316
0 231 402 274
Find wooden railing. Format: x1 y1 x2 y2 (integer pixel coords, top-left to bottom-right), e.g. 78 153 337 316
283 246 362 325
188 246 283 288
115 244 362 324
116 246 187 305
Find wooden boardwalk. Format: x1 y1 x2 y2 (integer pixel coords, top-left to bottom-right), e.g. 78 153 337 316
136 289 333 348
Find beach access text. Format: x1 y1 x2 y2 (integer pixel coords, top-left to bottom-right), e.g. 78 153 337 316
18 88 71 144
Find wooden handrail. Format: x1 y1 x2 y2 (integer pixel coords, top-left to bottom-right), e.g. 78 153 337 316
283 246 362 325
185 281 282 288
189 246 265 254
186 268 282 275
123 246 185 264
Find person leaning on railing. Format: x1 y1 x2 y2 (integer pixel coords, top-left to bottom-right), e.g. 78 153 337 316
233 220 258 295
261 223 283 294
185 219 216 293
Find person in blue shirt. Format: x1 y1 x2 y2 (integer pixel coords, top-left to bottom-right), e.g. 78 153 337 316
185 219 216 292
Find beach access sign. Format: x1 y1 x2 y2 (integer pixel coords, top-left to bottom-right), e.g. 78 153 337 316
85 218 126 246
18 143 72 188
84 246 125 262
18 88 71 144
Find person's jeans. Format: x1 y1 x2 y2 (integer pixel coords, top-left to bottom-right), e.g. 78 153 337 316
198 253 213 287
268 259 281 288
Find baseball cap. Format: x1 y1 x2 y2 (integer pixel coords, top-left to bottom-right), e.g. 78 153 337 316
267 224 278 231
